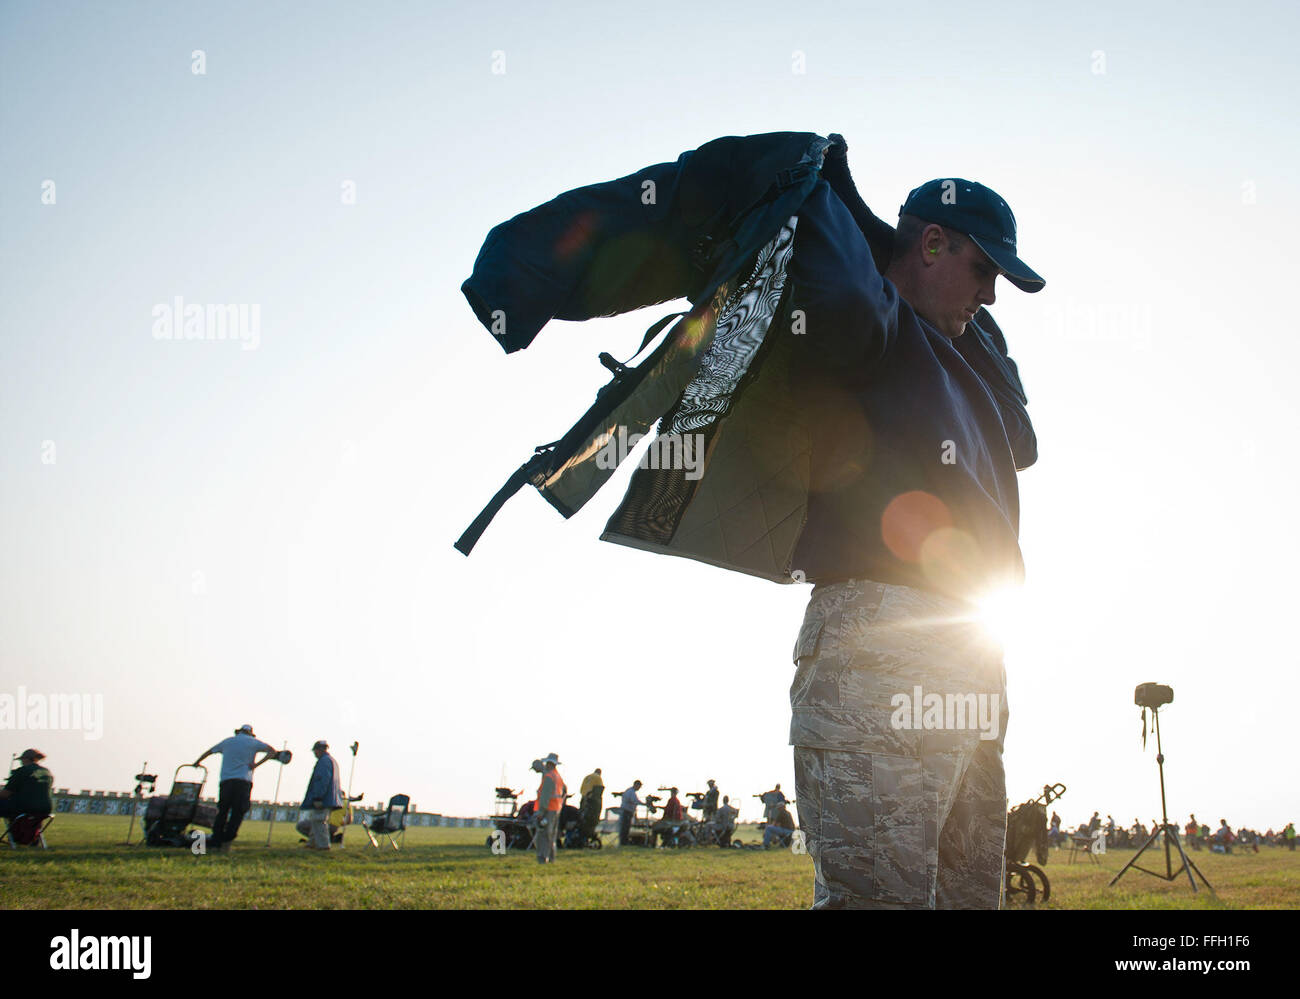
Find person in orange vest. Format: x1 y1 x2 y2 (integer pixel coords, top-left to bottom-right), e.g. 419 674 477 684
532 752 566 864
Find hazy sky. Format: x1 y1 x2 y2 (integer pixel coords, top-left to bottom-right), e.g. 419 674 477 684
2 0 1297 831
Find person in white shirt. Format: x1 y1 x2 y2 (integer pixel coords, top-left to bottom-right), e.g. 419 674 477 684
617 780 643 846
194 723 276 850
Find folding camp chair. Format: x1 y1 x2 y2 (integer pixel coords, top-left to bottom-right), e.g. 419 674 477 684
1068 832 1101 865
365 794 409 850
5 812 52 849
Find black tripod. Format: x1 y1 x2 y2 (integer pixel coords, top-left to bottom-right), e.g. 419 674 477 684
1109 705 1212 893
122 762 156 845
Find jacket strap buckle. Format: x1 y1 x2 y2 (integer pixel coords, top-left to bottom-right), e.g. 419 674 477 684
775 163 814 190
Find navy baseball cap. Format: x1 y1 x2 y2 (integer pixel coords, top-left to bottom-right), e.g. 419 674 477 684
900 179 1045 293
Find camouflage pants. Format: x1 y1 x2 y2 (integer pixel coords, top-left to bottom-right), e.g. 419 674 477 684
790 579 1009 909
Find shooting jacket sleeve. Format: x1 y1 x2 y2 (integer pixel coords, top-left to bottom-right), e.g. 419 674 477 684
461 132 829 355
789 180 900 369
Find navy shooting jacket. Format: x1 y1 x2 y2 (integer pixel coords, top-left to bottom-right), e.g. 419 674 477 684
457 131 1036 601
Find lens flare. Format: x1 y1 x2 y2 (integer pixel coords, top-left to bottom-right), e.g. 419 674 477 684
881 490 951 563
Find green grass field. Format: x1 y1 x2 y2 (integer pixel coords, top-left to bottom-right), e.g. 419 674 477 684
3 814 1298 909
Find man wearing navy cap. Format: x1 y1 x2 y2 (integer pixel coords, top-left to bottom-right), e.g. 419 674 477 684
787 156 1044 909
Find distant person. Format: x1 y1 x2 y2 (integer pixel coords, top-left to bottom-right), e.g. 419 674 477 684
714 795 738 848
1214 818 1235 854
651 787 685 848
1088 811 1101 833
579 766 604 801
300 740 343 851
616 780 643 846
194 724 276 852
0 748 53 821
1284 822 1296 851
579 767 604 838
332 794 366 844
764 801 795 849
702 779 720 822
759 784 787 822
1185 816 1201 850
1048 811 1062 847
533 753 566 864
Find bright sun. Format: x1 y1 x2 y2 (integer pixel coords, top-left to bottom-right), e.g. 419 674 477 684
973 584 1027 649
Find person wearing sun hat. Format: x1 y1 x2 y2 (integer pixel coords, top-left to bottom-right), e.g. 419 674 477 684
787 151 1045 910
0 748 54 819
532 752 566 864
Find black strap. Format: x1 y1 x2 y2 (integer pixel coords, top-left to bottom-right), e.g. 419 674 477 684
454 448 553 556
456 310 687 557
630 310 687 363
597 309 687 399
